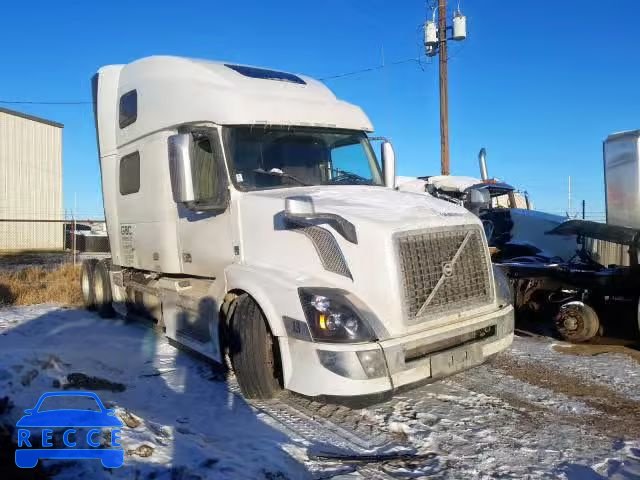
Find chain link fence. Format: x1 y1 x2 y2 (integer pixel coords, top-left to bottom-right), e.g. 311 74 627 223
0 218 108 256
0 218 110 306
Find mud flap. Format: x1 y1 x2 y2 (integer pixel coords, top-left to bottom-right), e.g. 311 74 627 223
430 344 483 379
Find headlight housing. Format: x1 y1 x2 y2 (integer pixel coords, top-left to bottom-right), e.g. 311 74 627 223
298 288 376 343
493 264 513 307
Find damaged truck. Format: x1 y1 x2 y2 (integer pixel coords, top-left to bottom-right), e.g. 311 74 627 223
396 148 579 263
83 55 514 401
499 130 640 342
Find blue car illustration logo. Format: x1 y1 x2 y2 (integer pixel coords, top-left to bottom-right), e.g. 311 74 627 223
15 391 124 468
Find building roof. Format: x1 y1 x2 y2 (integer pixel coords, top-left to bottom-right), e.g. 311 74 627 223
0 107 64 129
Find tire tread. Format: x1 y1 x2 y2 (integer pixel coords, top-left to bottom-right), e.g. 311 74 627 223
229 295 281 399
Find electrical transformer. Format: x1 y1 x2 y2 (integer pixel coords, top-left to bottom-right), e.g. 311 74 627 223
424 20 437 46
452 14 467 41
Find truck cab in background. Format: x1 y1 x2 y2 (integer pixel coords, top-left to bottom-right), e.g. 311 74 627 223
396 148 579 263
85 56 514 401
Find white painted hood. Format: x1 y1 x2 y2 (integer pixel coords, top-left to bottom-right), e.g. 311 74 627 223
247 185 478 232
236 186 485 336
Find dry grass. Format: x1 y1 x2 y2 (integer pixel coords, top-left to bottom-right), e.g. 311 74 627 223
0 264 82 307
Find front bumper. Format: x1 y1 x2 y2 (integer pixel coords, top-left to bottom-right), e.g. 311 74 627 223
283 305 514 398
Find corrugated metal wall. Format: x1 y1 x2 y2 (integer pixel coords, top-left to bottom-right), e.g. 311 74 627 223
0 111 63 251
585 238 631 267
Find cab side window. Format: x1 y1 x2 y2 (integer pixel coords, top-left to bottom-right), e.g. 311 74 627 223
192 136 217 200
119 151 140 195
190 131 228 209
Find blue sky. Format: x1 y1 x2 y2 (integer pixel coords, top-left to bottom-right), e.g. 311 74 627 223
1 0 638 219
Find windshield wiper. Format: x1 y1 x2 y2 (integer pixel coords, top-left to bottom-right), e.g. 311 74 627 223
253 169 310 186
328 168 372 185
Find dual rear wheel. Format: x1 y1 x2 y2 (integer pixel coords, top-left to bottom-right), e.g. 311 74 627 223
80 259 115 318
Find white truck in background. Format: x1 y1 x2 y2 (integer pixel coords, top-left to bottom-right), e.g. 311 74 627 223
396 149 579 263
83 55 514 401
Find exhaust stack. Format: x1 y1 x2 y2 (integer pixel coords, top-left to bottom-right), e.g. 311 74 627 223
478 148 489 181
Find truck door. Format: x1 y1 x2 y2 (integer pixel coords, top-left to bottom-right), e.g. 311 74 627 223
167 128 235 360
175 128 235 278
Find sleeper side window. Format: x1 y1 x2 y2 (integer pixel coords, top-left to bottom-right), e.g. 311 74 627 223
119 151 140 195
119 90 137 128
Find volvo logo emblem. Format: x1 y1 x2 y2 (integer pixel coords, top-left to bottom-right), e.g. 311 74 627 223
442 262 454 277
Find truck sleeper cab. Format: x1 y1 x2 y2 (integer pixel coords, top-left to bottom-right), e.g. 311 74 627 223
85 56 514 401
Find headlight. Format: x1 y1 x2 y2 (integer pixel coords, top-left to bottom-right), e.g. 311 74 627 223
298 288 376 343
493 265 513 307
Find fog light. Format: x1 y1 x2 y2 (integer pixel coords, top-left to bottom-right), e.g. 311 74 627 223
317 350 368 380
316 348 388 380
356 349 388 379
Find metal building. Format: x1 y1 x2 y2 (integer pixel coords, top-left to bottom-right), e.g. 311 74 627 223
0 108 63 251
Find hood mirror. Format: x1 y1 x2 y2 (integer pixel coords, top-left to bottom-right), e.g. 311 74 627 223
285 196 316 217
283 195 358 244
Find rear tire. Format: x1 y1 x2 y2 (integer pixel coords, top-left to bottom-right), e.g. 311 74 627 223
228 294 282 399
80 258 98 310
93 259 115 318
555 301 600 343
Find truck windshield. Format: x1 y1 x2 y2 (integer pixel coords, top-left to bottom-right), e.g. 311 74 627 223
224 126 383 190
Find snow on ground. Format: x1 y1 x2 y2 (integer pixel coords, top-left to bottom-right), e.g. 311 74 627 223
1 305 639 479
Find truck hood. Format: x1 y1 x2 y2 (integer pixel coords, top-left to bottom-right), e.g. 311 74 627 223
245 185 477 232
237 185 490 337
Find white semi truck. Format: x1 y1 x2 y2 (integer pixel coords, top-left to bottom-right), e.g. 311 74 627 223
83 55 514 401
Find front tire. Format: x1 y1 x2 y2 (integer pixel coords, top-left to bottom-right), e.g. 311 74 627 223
228 295 282 399
93 259 115 318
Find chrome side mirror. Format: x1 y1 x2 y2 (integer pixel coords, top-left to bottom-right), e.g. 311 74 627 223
381 141 396 189
168 134 195 203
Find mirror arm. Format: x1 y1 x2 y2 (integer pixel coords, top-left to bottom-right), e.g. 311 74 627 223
283 211 358 244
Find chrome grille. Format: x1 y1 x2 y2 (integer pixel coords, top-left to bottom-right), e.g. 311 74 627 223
395 225 493 325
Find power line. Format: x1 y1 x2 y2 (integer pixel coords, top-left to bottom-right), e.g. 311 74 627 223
1 56 429 100
0 100 91 105
318 57 424 81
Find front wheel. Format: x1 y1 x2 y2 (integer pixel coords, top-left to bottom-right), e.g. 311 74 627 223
228 295 282 399
555 301 600 343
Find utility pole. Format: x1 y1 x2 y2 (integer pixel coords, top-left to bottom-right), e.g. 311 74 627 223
438 0 450 175
424 1 466 175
